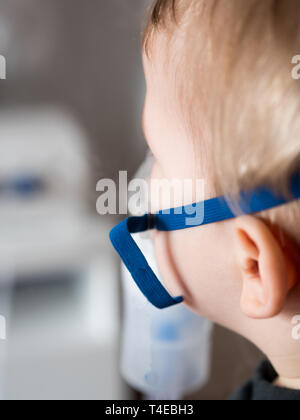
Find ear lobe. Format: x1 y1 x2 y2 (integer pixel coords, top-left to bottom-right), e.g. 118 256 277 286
235 216 292 319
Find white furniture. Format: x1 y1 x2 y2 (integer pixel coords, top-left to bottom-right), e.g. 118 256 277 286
0 107 130 400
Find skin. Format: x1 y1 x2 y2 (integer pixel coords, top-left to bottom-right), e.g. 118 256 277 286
141 32 300 390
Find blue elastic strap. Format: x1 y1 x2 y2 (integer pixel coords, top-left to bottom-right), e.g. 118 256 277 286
109 173 300 309
110 215 184 309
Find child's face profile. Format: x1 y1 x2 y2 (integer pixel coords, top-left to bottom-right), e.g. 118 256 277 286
141 34 243 328
141 26 300 381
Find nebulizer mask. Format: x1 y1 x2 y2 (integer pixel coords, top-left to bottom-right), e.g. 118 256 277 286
115 152 212 399
110 151 300 399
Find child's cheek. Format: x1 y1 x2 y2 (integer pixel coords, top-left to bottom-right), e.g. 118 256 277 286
153 229 197 306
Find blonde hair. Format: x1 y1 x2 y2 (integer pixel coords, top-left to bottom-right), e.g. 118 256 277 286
143 0 300 241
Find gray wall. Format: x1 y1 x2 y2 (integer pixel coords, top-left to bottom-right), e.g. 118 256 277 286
0 0 149 187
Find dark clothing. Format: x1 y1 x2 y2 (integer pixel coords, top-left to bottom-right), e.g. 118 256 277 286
230 360 300 401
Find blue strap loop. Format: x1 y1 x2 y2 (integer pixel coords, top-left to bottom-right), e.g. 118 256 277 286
109 215 184 309
110 173 300 309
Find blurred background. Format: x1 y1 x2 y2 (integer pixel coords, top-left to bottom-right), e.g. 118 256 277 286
0 0 263 400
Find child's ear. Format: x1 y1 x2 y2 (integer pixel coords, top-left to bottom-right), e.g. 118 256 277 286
234 216 297 319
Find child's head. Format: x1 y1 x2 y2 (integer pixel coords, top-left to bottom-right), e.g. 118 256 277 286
142 0 300 378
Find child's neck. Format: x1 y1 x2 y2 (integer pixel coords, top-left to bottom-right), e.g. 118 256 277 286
270 353 300 391
274 377 300 390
